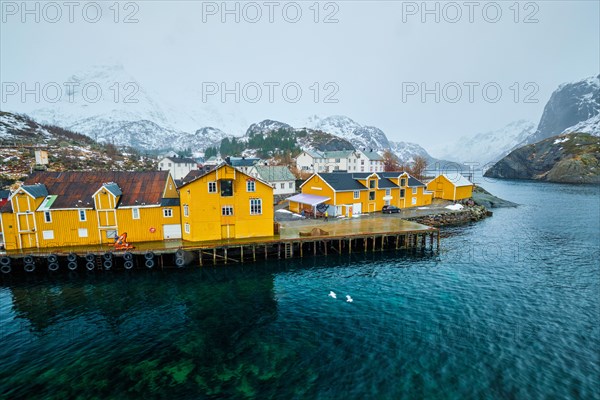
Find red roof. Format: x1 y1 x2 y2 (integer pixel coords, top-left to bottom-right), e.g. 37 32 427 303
21 171 171 209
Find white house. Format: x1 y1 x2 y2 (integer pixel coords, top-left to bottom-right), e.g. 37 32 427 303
248 165 296 195
157 156 198 180
296 150 361 173
356 149 384 173
203 156 224 167
228 157 261 174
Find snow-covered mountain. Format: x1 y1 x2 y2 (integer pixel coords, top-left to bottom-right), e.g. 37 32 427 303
9 64 244 152
305 115 390 150
245 120 293 136
439 120 537 165
526 74 599 144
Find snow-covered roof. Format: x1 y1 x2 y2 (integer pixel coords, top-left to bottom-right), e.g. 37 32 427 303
441 174 473 187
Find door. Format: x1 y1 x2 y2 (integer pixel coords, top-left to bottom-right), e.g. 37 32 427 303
163 224 182 239
368 203 375 213
221 224 235 239
352 203 362 215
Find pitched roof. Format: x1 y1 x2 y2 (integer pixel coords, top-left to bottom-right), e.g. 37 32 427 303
229 157 260 167
360 150 383 161
441 173 473 187
179 163 272 189
165 157 197 164
322 150 354 159
22 171 171 209
303 149 323 159
407 176 426 187
253 166 295 182
317 173 367 191
21 184 49 198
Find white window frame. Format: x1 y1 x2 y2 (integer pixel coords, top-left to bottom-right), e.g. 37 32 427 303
353 191 360 199
184 223 190 234
412 197 417 205
208 181 217 193
78 209 87 222
163 208 173 218
42 230 54 240
78 228 88 238
280 183 285 189
246 180 256 192
44 211 52 223
288 182 293 189
132 207 140 220
222 205 234 216
412 187 417 194
385 189 391 196
183 204 189 217
250 198 262 215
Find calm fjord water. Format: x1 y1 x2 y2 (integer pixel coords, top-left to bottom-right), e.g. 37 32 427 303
1 180 599 399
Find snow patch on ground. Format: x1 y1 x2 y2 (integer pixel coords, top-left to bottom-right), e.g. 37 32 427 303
553 137 570 144
445 204 464 211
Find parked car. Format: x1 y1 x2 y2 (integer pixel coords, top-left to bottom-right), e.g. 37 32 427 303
382 205 400 214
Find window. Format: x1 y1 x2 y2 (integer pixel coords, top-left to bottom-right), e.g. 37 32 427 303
132 208 140 219
221 180 233 197
168 162 171 167
288 182 293 188
369 180 376 189
280 183 285 189
160 163 163 168
106 230 117 239
78 228 88 238
385 189 391 196
184 223 190 234
208 181 217 193
369 191 375 201
335 158 340 162
44 211 52 223
250 198 262 215
400 178 406 187
247 180 256 192
353 190 360 199
361 160 364 165
412 187 417 194
412 197 417 205
78 209 86 222
400 189 405 198
183 204 189 217
222 206 234 216
163 208 173 217
42 230 54 240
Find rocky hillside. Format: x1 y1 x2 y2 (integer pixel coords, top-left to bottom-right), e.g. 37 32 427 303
484 133 600 184
0 112 154 188
526 75 599 145
214 119 354 158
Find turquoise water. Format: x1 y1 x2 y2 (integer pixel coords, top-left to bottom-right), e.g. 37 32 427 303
0 180 599 399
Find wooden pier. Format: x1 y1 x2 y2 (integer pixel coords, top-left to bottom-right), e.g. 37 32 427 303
0 217 440 275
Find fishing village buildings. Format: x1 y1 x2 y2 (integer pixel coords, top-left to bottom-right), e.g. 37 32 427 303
288 172 433 217
0 158 472 251
296 149 384 173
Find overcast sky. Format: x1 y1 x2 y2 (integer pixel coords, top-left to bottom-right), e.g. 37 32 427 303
1 1 598 155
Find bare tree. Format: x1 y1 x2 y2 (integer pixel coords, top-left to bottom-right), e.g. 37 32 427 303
382 149 401 172
410 156 428 180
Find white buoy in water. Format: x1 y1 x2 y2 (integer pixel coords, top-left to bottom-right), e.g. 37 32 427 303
328 291 337 299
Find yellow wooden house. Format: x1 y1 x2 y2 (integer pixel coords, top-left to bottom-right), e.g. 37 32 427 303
426 173 474 201
178 164 274 241
288 172 432 217
0 171 181 251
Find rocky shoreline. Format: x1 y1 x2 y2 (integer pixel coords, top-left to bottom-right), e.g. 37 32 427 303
405 205 492 227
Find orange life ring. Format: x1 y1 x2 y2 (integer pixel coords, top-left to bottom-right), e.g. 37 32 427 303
149 227 156 233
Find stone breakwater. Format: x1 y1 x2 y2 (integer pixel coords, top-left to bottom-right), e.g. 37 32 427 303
406 205 492 227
